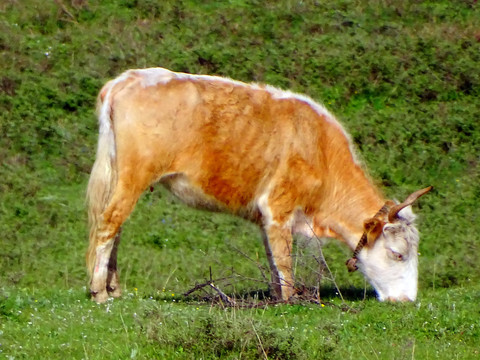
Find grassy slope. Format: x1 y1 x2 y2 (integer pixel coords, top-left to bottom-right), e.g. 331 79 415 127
1 0 479 358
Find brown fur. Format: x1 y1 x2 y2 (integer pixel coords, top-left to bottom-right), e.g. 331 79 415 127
364 218 386 247
86 68 386 302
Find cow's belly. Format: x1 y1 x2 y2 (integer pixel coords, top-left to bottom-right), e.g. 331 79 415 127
159 173 227 212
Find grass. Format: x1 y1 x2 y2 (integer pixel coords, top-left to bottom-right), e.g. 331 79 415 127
1 0 479 358
2 286 480 359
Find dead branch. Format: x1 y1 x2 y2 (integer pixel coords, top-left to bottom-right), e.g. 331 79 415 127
183 281 211 297
183 279 236 306
208 282 236 306
183 279 357 311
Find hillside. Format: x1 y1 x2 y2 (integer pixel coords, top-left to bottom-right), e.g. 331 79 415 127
1 1 479 358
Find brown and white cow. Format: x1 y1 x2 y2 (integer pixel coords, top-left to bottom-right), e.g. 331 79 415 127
86 67 431 304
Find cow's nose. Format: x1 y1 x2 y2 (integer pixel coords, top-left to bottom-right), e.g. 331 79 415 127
386 295 413 302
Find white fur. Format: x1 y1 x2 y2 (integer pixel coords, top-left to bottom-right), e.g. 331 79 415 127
290 209 317 238
358 206 420 301
158 173 224 211
94 240 113 280
134 67 176 87
97 72 133 159
257 190 277 228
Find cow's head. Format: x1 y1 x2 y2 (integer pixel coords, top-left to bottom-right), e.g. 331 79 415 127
346 186 432 302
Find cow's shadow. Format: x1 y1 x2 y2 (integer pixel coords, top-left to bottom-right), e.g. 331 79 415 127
182 284 377 305
309 285 377 302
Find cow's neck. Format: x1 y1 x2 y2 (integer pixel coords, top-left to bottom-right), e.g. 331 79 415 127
313 161 385 251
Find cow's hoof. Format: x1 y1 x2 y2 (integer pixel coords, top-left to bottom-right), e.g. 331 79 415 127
107 286 122 298
91 289 109 303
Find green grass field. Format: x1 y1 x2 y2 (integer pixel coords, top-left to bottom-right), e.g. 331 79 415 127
1 0 479 358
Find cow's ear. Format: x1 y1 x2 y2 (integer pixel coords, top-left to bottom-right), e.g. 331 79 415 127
363 218 385 247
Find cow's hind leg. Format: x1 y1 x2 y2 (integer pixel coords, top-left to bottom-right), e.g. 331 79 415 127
90 181 144 303
106 228 122 297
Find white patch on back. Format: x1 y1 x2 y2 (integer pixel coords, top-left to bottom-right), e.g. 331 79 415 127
131 68 176 87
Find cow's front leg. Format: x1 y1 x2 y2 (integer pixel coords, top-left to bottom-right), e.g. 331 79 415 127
261 224 295 301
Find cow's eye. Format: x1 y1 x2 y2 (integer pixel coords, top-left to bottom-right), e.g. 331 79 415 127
388 249 405 261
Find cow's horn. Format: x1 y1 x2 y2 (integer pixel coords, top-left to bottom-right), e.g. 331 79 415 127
388 186 433 222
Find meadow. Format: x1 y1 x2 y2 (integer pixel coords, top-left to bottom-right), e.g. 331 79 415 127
1 0 479 358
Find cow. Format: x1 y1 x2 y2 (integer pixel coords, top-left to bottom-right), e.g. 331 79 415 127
86 67 431 304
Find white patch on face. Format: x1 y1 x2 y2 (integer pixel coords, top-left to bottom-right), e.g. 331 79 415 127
361 246 418 301
357 208 419 301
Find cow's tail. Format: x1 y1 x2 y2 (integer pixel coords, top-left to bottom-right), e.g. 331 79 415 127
86 81 118 279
